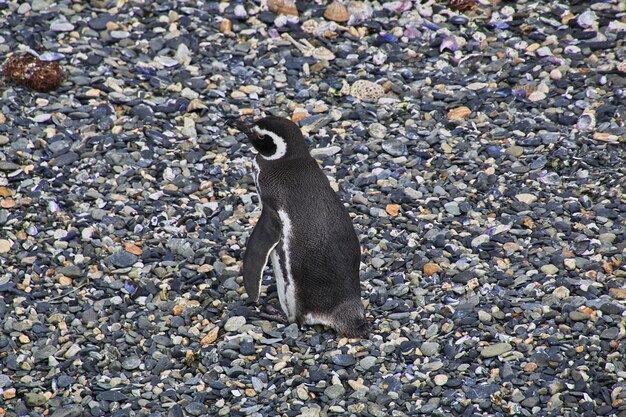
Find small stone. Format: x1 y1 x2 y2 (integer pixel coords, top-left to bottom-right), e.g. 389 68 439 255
200 327 219 346
577 10 597 28
50 405 85 417
471 234 490 248
433 374 448 386
110 30 131 39
57 265 82 278
24 392 48 407
64 344 81 359
296 385 309 400
608 288 626 300
324 384 346 400
541 264 559 275
569 311 590 321
552 286 570 299
17 2 31 13
172 304 185 316
371 257 385 269
50 20 75 31
332 354 355 367
564 258 576 270
0 374 11 388
481 343 513 358
516 194 537 205
310 146 341 158
600 327 619 340
224 316 246 332
524 362 538 372
444 202 460 215
447 106 471 121
124 242 143 255
423 263 442 277
506 146 523 158
385 203 400 217
368 123 387 139
107 251 138 268
381 139 407 156
420 342 440 356
359 356 377 370
0 239 12 253
185 402 207 416
3 388 16 399
593 132 619 143
122 356 142 370
300 406 321 417
528 91 546 102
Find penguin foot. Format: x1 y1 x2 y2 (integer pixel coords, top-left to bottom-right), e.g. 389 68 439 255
259 304 289 324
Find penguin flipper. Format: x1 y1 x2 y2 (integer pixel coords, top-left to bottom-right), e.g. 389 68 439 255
243 209 281 302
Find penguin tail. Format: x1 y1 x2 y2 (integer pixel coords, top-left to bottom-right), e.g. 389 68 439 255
332 299 369 339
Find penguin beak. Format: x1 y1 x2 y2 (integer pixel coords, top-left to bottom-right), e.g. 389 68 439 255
226 117 253 137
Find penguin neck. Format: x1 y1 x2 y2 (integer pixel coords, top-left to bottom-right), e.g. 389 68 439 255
256 152 311 165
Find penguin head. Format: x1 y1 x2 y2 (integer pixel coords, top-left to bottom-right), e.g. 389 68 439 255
230 116 309 161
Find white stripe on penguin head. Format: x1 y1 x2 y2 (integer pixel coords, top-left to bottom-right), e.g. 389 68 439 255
253 126 287 160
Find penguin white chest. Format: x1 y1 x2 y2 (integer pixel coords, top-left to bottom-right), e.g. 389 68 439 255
271 209 297 321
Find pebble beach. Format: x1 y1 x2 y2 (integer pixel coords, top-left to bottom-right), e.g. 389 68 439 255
0 0 625 416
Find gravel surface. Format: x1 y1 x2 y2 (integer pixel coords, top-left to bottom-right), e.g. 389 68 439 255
1 0 625 416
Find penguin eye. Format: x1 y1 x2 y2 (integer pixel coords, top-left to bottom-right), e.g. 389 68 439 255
258 134 268 141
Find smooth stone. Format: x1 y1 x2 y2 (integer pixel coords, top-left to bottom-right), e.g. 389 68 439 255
122 356 141 370
506 145 523 158
552 286 570 299
516 194 537 205
368 123 387 139
569 311 590 321
310 146 341 158
111 30 131 39
32 0 50 11
224 316 246 332
0 162 21 171
564 258 577 270
324 384 346 400
98 391 127 402
107 251 138 268
444 202 461 216
332 354 356 367
51 405 84 417
540 264 559 275
185 402 207 416
24 392 48 407
381 139 407 156
481 343 513 358
371 257 385 269
50 20 75 31
57 265 82 278
51 152 79 167
0 374 11 388
433 374 448 386
471 234 490 248
420 342 440 356
600 327 619 340
359 356 377 370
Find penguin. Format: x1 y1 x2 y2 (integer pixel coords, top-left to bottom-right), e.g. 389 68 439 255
229 116 369 338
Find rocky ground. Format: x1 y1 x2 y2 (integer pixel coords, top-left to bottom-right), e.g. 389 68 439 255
0 0 625 416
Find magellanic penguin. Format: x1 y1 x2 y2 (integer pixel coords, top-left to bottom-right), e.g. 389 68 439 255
230 116 369 338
